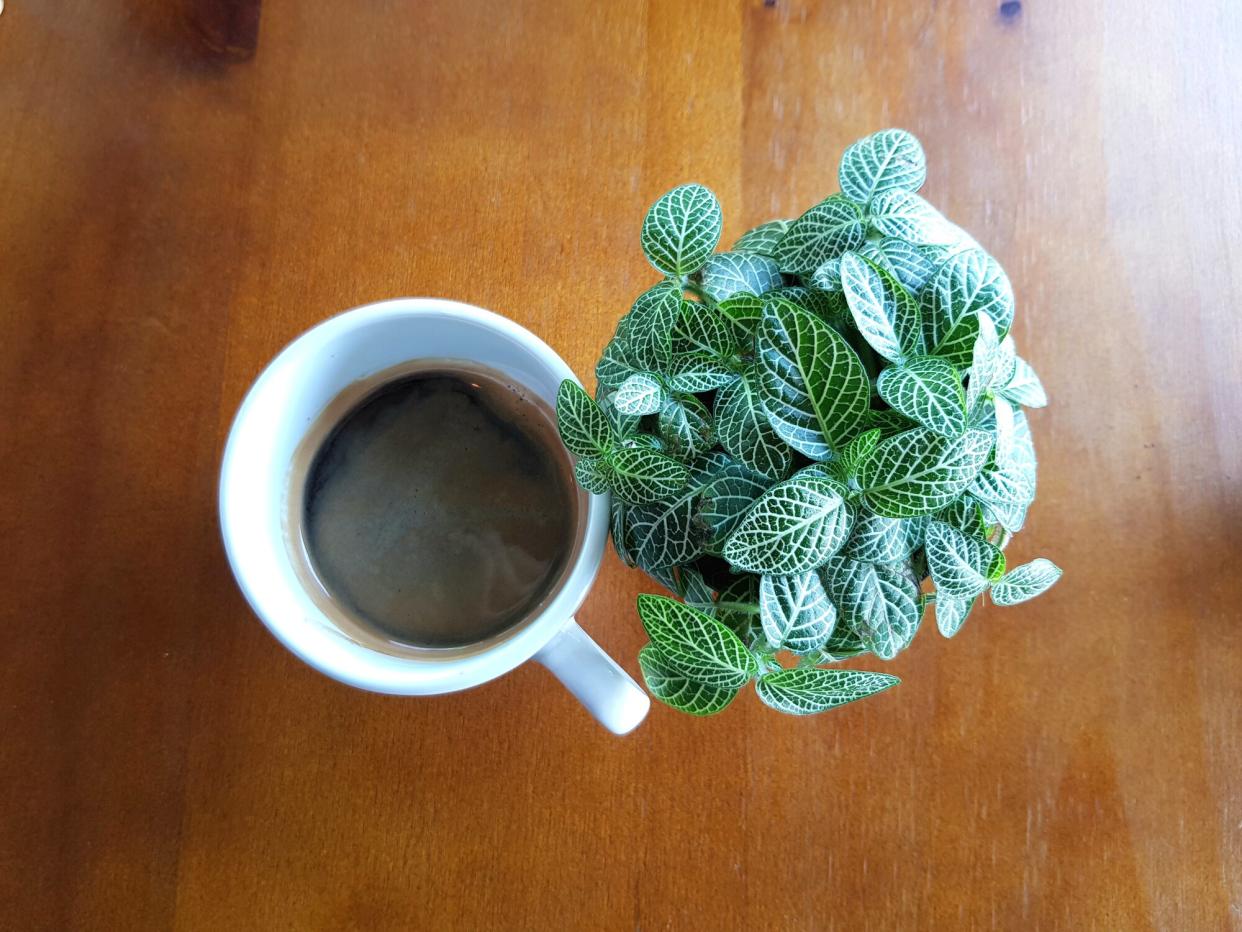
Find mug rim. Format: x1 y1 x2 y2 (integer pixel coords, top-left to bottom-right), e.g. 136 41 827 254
218 297 610 695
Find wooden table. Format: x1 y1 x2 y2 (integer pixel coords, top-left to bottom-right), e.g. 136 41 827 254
3 2 1240 928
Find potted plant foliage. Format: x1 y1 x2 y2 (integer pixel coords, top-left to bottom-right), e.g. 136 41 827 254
556 129 1060 716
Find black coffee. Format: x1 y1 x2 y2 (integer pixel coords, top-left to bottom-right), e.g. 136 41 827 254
296 364 578 648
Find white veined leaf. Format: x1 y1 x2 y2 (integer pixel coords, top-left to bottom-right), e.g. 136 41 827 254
610 501 639 567
867 190 956 244
774 194 867 275
834 429 882 485
608 445 689 504
573 455 613 494
839 128 927 204
756 297 870 460
966 312 1005 411
613 372 664 416
772 286 850 327
937 496 988 540
627 462 733 570
657 394 714 461
722 475 852 575
715 371 793 481
666 354 738 393
1000 356 1048 408
875 357 967 438
924 520 1001 598
617 283 682 371
820 557 921 660
717 294 765 341
759 571 837 654
597 388 641 437
858 428 993 517
857 238 944 295
595 338 640 387
936 593 975 637
922 249 1015 368
714 574 763 649
671 300 739 359
556 381 615 456
993 396 1016 468
732 219 792 257
639 644 739 716
640 183 723 278
991 558 1062 606
811 257 842 291
677 566 717 615
969 456 1035 533
700 252 783 302
756 667 899 715
636 594 757 688
696 463 770 549
840 252 924 364
843 510 910 564
1009 407 1038 494
866 406 919 438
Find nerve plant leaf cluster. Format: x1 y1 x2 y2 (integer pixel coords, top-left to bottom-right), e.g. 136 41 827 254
556 129 1061 717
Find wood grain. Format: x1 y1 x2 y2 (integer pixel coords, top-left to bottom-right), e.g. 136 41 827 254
2 1 1240 928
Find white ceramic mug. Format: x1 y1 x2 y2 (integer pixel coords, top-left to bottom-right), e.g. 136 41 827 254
218 298 650 735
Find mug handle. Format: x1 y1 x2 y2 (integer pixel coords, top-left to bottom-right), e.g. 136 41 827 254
535 619 650 734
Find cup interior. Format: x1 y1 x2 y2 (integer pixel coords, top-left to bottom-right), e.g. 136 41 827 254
219 299 608 695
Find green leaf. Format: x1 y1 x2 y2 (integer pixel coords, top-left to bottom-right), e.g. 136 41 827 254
774 194 867 275
857 238 944 294
658 394 714 461
715 371 792 481
732 219 792 256
876 357 967 437
820 557 921 660
714 574 763 648
722 475 852 574
613 372 664 416
678 566 717 614
759 570 837 654
573 455 613 494
922 250 1015 368
966 312 1006 411
991 558 1062 606
666 354 738 393
1000 356 1048 408
640 183 723 278
772 286 850 327
610 500 639 566
865 407 919 438
596 338 640 388
699 252 782 302
835 428 882 484
937 496 988 539
556 381 615 456
639 644 739 716
597 388 641 437
636 594 757 688
672 300 739 359
696 463 770 549
756 297 870 460
867 190 954 244
924 520 1000 598
969 458 1034 533
716 293 765 340
843 510 910 564
628 457 737 569
859 428 993 517
617 283 681 370
840 253 923 364
936 593 975 637
608 446 689 504
756 667 899 715
839 128 927 204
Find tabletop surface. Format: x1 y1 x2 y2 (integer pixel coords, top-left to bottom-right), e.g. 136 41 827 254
3 1 1241 929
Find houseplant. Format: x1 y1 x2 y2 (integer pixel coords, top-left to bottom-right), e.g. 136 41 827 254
555 129 1060 716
